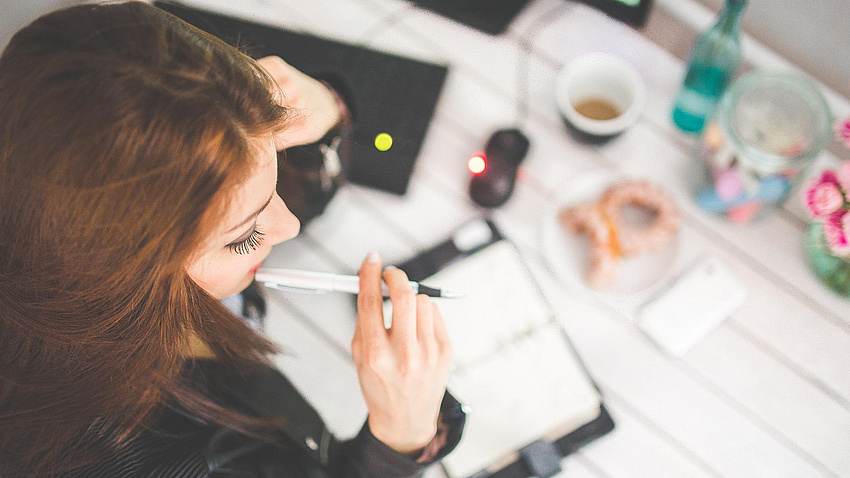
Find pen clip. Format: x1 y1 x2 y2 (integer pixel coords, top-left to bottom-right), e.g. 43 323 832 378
261 282 327 295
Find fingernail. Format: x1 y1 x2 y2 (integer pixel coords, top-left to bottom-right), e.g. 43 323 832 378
365 251 380 263
384 265 397 271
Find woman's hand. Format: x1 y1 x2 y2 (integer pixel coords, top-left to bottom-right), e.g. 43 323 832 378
257 56 341 149
352 252 453 456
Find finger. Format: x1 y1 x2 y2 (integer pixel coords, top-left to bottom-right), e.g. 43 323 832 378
415 294 435 344
383 267 417 345
257 56 303 99
350 328 360 366
257 55 293 74
356 252 386 341
432 304 452 361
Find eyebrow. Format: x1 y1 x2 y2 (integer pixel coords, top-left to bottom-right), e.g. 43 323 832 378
226 193 274 235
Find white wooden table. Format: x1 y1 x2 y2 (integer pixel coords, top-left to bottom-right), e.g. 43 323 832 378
179 0 850 476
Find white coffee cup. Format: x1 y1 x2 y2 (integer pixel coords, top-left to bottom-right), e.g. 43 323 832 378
555 52 647 138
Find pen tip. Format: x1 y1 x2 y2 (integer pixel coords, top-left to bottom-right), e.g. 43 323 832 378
440 289 465 298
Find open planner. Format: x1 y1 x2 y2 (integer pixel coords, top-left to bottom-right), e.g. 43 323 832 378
393 219 614 478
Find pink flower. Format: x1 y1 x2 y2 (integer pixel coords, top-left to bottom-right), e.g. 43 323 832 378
837 117 850 148
844 213 850 242
818 170 839 186
806 181 845 217
823 211 850 256
837 161 850 194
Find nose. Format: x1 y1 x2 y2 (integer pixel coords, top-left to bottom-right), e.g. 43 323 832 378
264 193 300 247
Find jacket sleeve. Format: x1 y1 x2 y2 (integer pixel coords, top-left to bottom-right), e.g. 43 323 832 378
188 360 465 478
329 392 466 478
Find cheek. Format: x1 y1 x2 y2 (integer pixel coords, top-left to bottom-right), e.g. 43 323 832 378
186 253 253 299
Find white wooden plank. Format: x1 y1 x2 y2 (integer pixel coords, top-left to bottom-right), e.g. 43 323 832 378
172 0 309 30
257 0 407 45
250 2 850 476
416 63 850 397
527 3 693 143
424 453 608 478
410 135 848 474
302 186 419 271
520 250 831 478
668 229 850 407
345 179 480 251
556 455 611 478
688 325 850 476
579 397 719 478
594 125 850 406
425 71 593 193
409 119 480 196
263 292 367 440
504 0 573 39
599 122 850 326
521 1 843 232
730 287 850 408
404 60 850 409
263 236 357 356
174 0 377 46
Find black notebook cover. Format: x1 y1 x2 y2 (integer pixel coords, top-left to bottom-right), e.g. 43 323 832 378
397 219 614 478
155 1 448 195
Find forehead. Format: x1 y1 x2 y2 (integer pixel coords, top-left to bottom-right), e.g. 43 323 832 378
218 136 277 231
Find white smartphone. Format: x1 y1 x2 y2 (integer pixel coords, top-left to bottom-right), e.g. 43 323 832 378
637 256 747 356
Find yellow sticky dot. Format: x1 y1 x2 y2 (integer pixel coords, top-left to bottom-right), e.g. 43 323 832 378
375 133 393 151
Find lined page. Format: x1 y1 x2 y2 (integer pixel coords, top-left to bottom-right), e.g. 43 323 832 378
425 241 552 366
422 241 602 478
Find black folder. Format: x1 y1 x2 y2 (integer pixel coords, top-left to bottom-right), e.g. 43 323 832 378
396 219 614 478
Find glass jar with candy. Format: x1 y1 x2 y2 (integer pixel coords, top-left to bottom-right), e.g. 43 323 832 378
691 71 832 224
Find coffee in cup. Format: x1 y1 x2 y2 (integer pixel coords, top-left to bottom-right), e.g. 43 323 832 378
555 53 647 141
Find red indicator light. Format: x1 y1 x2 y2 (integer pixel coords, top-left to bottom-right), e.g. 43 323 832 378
468 154 486 175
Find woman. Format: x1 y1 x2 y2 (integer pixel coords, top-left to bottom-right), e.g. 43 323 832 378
0 2 463 476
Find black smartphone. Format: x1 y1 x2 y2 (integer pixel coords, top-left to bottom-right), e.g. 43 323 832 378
581 0 654 27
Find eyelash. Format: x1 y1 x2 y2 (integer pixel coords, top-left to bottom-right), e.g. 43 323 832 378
228 228 265 255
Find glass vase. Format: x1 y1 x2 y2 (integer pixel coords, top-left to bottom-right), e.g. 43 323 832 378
805 223 850 298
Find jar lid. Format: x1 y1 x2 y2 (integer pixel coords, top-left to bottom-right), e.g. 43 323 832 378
718 70 832 172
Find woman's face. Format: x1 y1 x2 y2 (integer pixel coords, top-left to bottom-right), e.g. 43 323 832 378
186 135 300 299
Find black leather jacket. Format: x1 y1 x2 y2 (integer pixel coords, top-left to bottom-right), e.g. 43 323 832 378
63 360 465 477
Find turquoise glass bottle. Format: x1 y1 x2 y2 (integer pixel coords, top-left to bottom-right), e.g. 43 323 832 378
671 0 747 133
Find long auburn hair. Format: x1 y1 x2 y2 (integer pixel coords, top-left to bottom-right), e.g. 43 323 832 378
0 2 291 475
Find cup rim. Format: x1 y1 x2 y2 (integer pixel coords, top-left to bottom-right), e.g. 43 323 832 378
555 52 647 136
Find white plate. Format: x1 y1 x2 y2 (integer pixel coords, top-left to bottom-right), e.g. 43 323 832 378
540 169 679 295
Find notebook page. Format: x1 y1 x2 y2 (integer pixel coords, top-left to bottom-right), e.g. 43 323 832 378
421 241 602 478
423 241 552 366
442 323 602 478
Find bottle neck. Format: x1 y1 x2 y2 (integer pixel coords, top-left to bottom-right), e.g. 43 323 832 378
715 0 746 34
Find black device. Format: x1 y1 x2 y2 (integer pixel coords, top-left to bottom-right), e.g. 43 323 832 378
411 0 651 35
582 0 653 27
411 0 532 35
154 1 448 196
413 0 652 35
469 129 530 208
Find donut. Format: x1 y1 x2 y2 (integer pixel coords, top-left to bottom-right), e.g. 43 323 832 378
598 181 679 256
558 180 679 288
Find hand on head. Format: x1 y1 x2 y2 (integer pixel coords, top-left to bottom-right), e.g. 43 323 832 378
257 56 341 149
352 252 453 456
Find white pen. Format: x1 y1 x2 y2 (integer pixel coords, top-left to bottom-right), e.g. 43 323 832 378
255 268 465 298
